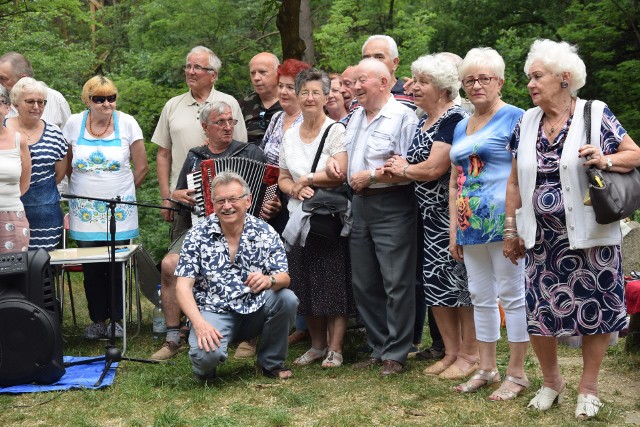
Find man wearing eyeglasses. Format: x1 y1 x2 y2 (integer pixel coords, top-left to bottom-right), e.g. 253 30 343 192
240 52 283 145
174 170 297 381
152 46 248 228
0 52 71 129
151 101 264 361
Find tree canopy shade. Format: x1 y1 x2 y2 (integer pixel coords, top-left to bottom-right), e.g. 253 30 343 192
1 0 638 259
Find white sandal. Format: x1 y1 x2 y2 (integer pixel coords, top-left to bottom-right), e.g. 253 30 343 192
527 385 565 411
575 393 603 420
293 347 327 366
321 351 343 368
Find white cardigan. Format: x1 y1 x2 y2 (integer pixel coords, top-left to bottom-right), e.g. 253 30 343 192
516 98 621 249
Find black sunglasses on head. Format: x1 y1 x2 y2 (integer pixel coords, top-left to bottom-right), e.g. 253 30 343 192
91 94 117 104
258 109 267 130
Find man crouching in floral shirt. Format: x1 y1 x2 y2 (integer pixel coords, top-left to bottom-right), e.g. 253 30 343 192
175 171 298 381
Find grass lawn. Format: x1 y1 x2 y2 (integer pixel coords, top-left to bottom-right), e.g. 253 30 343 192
1 271 639 426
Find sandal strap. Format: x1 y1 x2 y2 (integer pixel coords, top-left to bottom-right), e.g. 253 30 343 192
504 375 530 388
470 369 500 382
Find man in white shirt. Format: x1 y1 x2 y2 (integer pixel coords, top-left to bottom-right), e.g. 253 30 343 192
327 58 418 376
0 52 71 129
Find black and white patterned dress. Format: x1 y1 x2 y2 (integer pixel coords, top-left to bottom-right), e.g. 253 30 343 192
406 106 471 307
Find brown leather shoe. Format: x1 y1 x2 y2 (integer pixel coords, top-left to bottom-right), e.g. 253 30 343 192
380 359 404 376
352 357 382 370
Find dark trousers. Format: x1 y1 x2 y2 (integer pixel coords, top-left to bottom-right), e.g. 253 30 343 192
77 239 128 322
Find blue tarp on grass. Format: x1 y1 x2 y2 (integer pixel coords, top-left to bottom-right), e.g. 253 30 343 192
0 356 118 394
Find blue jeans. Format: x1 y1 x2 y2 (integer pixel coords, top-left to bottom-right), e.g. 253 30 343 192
188 289 298 376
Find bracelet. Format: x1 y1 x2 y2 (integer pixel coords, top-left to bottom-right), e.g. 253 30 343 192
402 164 410 178
505 217 517 227
503 232 519 239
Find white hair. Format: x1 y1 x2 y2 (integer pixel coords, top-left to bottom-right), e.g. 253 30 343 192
362 35 399 60
411 54 461 102
459 47 505 81
187 46 222 72
524 39 587 96
9 77 48 105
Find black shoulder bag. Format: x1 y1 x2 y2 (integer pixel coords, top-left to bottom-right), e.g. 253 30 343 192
584 100 640 224
301 122 348 241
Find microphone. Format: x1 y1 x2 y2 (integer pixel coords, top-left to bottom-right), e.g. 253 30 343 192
166 198 202 215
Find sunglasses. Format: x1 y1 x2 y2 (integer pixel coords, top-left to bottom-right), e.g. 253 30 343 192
258 108 267 130
91 94 117 104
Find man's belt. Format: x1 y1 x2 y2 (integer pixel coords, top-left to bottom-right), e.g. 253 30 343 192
352 185 410 197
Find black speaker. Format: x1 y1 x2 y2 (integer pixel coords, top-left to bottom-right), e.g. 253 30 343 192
0 249 65 386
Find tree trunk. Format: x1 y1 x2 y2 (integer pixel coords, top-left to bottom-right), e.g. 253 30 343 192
276 0 306 60
299 0 315 65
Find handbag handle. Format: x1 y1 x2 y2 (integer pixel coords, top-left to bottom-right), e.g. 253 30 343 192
310 122 346 173
584 99 593 146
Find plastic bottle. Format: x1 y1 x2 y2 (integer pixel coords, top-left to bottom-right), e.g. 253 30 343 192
152 284 166 339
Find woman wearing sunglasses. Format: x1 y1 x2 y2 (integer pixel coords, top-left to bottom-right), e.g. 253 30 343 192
62 75 148 339
5 77 67 251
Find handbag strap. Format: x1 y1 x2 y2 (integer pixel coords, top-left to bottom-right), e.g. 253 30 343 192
310 122 346 173
584 100 593 146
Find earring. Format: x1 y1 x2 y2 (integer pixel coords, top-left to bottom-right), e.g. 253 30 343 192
561 81 569 88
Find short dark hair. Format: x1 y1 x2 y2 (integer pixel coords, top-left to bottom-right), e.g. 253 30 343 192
295 68 330 96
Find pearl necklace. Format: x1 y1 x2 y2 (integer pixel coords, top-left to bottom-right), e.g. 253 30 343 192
89 111 113 137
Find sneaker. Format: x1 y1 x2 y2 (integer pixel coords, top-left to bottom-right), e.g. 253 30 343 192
104 321 124 338
150 340 185 361
84 322 106 339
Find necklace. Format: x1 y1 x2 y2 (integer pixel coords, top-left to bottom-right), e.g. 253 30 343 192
19 126 38 141
89 111 113 137
544 99 572 134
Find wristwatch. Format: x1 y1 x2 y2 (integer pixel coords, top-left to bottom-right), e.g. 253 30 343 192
269 275 277 288
369 169 377 185
604 157 613 171
307 172 314 186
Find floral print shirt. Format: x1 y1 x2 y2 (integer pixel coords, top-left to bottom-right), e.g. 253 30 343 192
175 213 288 314
450 104 523 245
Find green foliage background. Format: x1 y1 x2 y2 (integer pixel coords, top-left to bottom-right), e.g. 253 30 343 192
1 0 638 259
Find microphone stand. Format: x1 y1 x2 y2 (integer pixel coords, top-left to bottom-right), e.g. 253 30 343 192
61 193 181 386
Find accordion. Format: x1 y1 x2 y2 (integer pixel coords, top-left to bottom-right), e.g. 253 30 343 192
186 158 279 223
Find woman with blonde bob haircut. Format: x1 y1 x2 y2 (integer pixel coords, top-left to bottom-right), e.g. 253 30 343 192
504 39 640 420
63 75 148 340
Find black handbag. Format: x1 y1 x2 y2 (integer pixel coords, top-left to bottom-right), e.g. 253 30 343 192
301 122 348 241
584 100 640 224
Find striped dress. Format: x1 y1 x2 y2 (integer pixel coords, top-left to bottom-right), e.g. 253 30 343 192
21 121 67 250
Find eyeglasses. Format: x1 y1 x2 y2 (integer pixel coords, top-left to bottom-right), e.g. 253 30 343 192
24 99 48 107
91 94 117 104
1 98 11 105
462 76 496 88
258 108 267 130
208 119 238 127
213 193 248 206
184 64 214 73
299 90 324 98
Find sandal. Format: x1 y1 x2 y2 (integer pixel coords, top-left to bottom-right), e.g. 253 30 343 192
293 347 328 366
488 375 530 401
321 351 343 368
439 361 479 380
527 384 566 411
259 364 293 379
575 393 603 420
454 369 500 393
